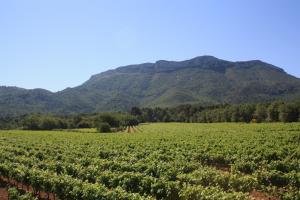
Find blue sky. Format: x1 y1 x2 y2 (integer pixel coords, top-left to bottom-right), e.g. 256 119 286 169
0 0 299 92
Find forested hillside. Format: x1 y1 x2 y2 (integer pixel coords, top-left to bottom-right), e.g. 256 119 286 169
1 56 300 116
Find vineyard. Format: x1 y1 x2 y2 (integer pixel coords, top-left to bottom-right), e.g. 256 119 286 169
0 123 299 200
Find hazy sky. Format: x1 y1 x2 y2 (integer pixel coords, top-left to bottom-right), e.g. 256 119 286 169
0 0 299 92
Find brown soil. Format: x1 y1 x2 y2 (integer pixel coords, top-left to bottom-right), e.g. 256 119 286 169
0 176 56 200
250 190 280 200
211 166 281 200
124 126 142 133
209 163 231 172
0 187 8 200
127 126 138 133
135 127 142 132
217 166 231 172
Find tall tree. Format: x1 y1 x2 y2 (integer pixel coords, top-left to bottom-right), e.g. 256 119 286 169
254 104 267 122
267 102 282 122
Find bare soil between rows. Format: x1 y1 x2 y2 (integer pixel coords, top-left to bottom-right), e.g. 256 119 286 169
250 190 280 200
0 187 8 200
0 177 56 200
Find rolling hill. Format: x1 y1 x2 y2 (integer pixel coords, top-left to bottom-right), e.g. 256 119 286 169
1 56 300 116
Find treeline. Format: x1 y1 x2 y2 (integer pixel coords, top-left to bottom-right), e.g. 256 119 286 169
131 101 300 123
0 112 138 131
1 101 299 130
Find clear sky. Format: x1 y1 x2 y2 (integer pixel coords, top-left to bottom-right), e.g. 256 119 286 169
0 0 299 92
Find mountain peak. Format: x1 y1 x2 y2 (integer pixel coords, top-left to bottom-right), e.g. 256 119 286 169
190 55 219 61
155 55 219 64
0 56 299 116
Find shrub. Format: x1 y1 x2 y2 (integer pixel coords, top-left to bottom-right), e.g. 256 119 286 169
96 122 111 133
95 113 121 128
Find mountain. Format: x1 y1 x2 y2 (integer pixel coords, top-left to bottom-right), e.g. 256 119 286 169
1 56 300 116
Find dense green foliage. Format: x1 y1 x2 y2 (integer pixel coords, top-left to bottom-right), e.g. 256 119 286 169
8 188 38 200
96 122 111 133
0 112 138 132
0 123 299 199
132 101 300 123
1 101 299 131
1 56 300 116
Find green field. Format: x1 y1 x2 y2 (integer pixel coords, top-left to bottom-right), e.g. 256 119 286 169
0 123 299 199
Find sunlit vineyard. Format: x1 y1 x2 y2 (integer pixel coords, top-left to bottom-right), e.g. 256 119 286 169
0 123 299 200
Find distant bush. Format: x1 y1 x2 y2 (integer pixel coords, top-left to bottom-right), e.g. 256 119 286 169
96 122 111 133
94 113 139 131
94 113 121 128
77 120 92 128
40 117 58 130
22 115 64 130
18 112 139 131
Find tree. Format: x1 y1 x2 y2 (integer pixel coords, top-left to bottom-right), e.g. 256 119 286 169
23 115 41 130
279 103 299 122
230 106 240 122
253 104 267 122
130 107 142 116
73 115 83 127
267 102 282 122
95 113 120 128
77 120 92 128
40 117 58 130
141 108 154 122
239 104 255 123
96 122 111 133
